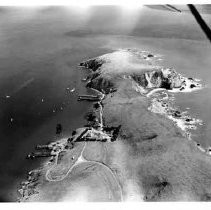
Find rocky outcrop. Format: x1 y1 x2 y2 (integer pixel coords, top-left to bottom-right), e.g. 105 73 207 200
79 58 105 72
132 68 177 90
80 49 201 94
86 77 117 94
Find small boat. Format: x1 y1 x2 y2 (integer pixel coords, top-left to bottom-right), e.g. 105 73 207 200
81 78 87 82
70 88 75 92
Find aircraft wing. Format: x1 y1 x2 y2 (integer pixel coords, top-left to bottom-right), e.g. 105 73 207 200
145 4 211 14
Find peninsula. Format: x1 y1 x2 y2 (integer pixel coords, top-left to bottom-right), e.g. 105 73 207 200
18 49 211 202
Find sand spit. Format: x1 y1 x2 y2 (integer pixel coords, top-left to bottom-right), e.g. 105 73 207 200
19 49 211 202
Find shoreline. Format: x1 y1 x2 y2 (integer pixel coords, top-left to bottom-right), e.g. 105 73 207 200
17 84 119 201
18 48 211 202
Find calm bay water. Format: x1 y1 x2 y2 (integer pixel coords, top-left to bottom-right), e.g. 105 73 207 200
0 6 211 201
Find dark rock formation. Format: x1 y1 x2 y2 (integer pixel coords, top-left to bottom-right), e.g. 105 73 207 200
147 54 154 58
80 58 104 71
131 73 149 88
56 124 62 135
86 77 116 94
190 84 196 88
131 69 179 90
85 112 97 122
72 130 76 136
93 102 101 109
86 72 101 81
172 110 182 118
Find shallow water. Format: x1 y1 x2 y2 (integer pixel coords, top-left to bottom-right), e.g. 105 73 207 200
0 6 211 201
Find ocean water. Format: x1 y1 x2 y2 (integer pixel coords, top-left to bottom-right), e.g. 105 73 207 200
0 7 111 201
0 6 211 201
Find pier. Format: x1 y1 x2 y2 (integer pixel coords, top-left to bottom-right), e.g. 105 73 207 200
35 144 52 150
77 94 101 101
26 151 54 159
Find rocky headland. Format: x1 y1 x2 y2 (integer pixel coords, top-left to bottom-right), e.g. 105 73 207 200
18 49 211 202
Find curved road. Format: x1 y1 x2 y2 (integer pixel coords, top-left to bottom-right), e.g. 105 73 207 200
45 142 123 201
